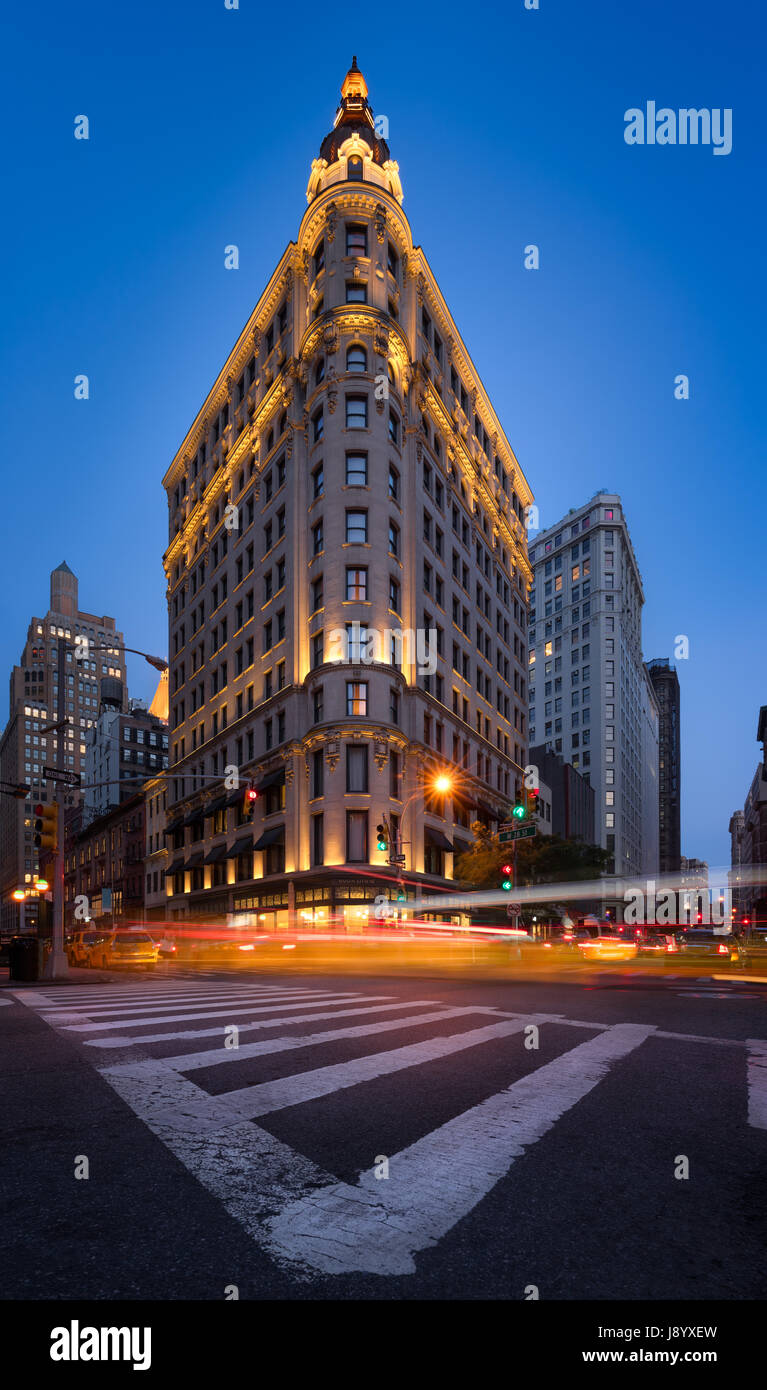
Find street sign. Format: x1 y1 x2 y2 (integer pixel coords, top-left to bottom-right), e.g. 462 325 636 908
499 824 536 843
43 766 81 787
507 902 522 917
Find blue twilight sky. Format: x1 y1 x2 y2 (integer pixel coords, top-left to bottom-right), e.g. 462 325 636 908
1 0 764 870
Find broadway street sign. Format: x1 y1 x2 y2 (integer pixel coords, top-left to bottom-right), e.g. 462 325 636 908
43 766 81 787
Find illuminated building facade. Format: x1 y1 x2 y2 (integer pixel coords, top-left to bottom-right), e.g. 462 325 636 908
0 563 126 938
162 60 534 928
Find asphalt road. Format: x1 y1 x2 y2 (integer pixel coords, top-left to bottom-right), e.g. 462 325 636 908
2 962 767 1301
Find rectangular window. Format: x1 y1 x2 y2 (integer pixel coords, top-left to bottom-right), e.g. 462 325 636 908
345 510 368 544
346 280 367 303
346 744 368 793
311 813 324 867
345 452 368 485
346 567 368 600
311 748 324 798
346 681 368 716
346 223 367 256
346 396 368 429
312 519 324 555
346 810 368 863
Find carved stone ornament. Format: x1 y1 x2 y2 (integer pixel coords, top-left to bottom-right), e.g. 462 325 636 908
326 202 338 242
374 327 389 358
374 203 386 243
284 267 294 298
374 742 388 771
416 272 427 305
300 248 310 285
322 321 339 355
325 741 340 772
252 327 261 355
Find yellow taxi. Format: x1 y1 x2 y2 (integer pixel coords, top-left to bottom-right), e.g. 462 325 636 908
575 918 638 962
91 930 160 971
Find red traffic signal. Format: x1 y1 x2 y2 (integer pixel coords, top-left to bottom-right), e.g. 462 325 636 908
242 785 258 818
502 863 512 874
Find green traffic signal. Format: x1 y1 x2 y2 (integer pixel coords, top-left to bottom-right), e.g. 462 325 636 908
512 803 526 819
502 879 512 891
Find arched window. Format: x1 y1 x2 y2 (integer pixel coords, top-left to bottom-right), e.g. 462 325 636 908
346 344 367 373
315 358 325 385
347 156 363 181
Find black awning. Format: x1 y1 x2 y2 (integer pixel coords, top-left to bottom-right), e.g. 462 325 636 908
255 768 285 793
204 843 228 864
253 825 285 850
168 856 185 873
183 852 204 870
226 787 245 807
205 797 227 816
424 826 454 852
165 816 183 833
183 808 205 827
228 836 254 858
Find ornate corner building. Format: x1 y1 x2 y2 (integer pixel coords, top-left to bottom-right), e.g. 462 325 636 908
161 60 534 929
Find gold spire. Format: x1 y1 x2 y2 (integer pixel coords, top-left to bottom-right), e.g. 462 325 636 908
341 55 368 102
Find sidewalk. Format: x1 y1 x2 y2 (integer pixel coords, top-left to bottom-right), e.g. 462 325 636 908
0 966 115 988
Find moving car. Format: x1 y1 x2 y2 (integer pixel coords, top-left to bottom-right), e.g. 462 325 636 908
636 927 678 957
575 919 638 961
672 929 741 965
736 926 767 970
67 929 109 967
91 930 159 970
148 930 178 960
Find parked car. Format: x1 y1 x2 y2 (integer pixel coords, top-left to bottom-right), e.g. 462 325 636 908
91 930 159 970
672 929 741 965
67 929 110 967
737 926 767 969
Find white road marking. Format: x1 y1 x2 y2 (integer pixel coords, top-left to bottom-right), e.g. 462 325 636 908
83 1000 448 1049
209 1015 550 1119
266 1023 656 1274
53 994 392 1034
36 988 357 1018
156 1006 495 1072
746 1040 767 1129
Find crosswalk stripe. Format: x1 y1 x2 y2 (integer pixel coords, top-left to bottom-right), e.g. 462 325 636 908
53 994 399 1034
151 1006 493 1072
35 988 352 1017
746 1039 767 1129
82 1000 445 1049
200 1015 549 1119
265 1022 657 1275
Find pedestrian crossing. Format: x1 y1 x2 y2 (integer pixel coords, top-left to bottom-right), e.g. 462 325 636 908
13 979 767 1279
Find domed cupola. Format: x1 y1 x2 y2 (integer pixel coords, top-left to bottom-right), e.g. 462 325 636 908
306 57 403 205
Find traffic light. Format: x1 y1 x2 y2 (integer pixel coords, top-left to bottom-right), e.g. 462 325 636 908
501 863 512 891
33 802 59 853
526 786 540 819
376 821 389 853
511 802 526 820
242 785 258 819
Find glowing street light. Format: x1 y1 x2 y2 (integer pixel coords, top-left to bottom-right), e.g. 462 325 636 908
433 774 453 794
12 889 26 902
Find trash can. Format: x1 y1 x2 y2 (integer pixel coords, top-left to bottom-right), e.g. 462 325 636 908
8 935 39 982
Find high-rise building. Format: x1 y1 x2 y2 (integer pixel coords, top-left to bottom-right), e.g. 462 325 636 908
0 563 126 937
528 492 659 877
160 60 534 929
647 658 681 875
